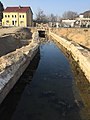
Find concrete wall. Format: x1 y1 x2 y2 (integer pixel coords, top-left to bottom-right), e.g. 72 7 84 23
0 42 39 104
49 31 90 83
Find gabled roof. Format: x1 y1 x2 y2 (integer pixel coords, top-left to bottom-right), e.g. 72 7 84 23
3 6 32 13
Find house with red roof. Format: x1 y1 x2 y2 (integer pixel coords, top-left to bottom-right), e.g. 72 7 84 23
2 6 33 27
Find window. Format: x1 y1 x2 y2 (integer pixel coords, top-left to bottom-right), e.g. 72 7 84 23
20 21 24 23
5 15 7 17
6 20 9 23
8 15 10 17
20 15 21 18
12 21 14 25
15 15 16 18
23 15 24 18
12 15 14 18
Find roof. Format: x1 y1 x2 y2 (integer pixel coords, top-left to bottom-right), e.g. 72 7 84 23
3 6 32 13
80 10 90 18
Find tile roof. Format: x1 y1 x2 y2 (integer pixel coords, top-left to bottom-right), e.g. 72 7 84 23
3 6 30 13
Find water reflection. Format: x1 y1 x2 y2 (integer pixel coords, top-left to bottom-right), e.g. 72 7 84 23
0 50 40 120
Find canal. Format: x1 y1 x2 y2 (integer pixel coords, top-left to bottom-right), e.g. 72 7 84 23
0 40 90 120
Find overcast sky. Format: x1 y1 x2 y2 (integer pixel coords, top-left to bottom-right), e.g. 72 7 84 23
1 0 90 18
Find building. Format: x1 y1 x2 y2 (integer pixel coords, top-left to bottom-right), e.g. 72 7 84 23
2 6 33 27
75 10 90 27
76 14 90 27
62 19 76 27
61 12 90 28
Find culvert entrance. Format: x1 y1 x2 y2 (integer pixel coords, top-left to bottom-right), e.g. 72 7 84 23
38 30 45 38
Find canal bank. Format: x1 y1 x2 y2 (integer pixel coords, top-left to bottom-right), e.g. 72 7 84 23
0 41 39 104
49 31 90 83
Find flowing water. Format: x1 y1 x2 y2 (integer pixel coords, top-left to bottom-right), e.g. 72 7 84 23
0 40 90 120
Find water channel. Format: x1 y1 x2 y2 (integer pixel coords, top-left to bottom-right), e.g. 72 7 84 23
0 39 90 120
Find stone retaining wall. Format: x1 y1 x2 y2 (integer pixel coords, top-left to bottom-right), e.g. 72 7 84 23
0 42 39 104
49 31 90 83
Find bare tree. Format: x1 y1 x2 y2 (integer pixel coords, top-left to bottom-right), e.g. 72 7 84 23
62 11 78 19
35 8 61 24
35 8 48 22
48 13 57 22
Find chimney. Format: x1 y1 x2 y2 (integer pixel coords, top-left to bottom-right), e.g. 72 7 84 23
19 5 21 9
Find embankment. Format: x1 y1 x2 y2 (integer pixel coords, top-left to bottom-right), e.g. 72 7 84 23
49 31 90 83
0 41 39 104
51 28 90 49
0 27 39 104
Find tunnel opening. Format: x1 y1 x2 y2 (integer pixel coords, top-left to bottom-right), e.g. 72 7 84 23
38 30 45 38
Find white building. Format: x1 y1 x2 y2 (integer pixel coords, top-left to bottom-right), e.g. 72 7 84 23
62 19 76 27
75 14 90 27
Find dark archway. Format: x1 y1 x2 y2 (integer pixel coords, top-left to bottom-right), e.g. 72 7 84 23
38 30 45 38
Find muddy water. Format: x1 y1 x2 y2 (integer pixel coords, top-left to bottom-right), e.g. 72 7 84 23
0 41 90 120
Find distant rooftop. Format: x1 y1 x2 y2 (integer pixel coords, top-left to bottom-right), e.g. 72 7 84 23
80 10 90 18
3 6 32 13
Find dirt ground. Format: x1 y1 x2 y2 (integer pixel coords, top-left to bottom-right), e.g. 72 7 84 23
0 27 32 57
51 28 90 49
